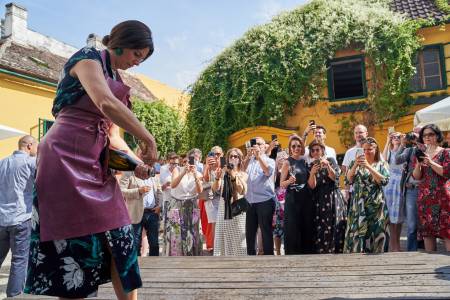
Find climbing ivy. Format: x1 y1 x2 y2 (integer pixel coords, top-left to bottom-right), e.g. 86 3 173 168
126 99 188 157
186 0 428 153
434 0 450 15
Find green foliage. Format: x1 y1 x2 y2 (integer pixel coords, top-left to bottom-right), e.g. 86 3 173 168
126 99 188 157
434 0 450 15
186 0 425 153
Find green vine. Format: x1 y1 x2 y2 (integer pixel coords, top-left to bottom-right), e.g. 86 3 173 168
126 99 188 157
434 0 450 15
186 0 427 153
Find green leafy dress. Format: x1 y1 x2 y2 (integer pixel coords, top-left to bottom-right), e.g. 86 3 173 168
344 161 390 253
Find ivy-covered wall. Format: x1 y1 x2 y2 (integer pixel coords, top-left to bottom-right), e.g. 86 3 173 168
186 0 439 154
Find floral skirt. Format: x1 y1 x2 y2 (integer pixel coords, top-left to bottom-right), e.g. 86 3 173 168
163 196 202 256
24 191 142 298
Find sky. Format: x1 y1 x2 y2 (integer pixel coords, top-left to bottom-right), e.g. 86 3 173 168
0 0 308 91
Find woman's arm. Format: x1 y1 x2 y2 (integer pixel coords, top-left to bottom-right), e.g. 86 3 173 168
346 160 359 184
108 124 141 162
211 168 223 192
170 167 185 189
193 170 203 194
234 171 248 196
71 60 157 161
365 162 389 186
308 164 320 189
280 161 294 189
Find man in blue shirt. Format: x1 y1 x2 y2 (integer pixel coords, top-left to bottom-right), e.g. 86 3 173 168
0 135 37 297
245 137 276 255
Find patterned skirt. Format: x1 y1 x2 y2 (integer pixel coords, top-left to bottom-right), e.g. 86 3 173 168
24 192 142 298
213 198 247 256
383 167 404 224
163 196 202 256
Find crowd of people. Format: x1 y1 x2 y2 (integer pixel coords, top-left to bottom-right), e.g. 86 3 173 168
0 19 449 300
112 122 450 259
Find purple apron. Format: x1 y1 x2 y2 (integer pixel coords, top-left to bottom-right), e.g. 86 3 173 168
36 50 131 242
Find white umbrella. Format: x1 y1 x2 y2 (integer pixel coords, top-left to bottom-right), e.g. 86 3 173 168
414 96 450 131
0 124 27 140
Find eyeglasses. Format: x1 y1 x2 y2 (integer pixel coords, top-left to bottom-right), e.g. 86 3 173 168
310 148 321 153
214 152 222 156
229 155 240 159
291 144 302 149
391 136 400 140
422 133 436 138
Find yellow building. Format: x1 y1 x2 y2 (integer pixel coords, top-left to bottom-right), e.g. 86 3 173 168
228 0 450 160
136 74 190 116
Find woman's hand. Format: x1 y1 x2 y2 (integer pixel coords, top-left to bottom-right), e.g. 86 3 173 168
215 167 223 179
135 164 150 179
310 163 321 175
140 141 158 165
320 158 330 169
287 175 296 185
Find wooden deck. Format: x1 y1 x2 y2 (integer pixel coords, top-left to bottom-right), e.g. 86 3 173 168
11 251 450 300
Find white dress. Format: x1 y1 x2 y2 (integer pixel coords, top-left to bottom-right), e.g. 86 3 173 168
214 172 248 256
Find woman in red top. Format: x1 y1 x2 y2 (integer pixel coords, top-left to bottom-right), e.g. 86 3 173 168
413 124 450 252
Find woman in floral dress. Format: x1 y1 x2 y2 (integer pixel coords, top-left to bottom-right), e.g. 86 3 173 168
25 21 156 299
164 154 203 256
413 124 450 252
273 151 288 255
344 137 390 253
307 140 345 253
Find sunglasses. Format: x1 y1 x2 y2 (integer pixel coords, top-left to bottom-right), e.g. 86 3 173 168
229 155 240 159
422 133 436 138
310 148 322 153
391 136 400 140
291 144 302 149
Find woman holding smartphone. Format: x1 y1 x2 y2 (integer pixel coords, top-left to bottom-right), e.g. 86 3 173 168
280 135 314 254
382 130 405 252
344 137 390 253
307 140 345 253
412 124 450 252
212 148 248 256
163 153 203 256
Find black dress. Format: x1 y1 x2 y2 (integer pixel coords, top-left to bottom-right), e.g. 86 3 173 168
311 158 346 253
284 157 315 254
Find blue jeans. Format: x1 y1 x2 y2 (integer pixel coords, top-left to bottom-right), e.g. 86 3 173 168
0 219 31 297
405 188 418 251
134 210 160 256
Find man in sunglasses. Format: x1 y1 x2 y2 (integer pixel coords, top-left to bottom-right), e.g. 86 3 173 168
245 137 276 255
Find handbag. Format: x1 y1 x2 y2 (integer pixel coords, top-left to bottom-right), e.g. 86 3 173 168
231 197 251 217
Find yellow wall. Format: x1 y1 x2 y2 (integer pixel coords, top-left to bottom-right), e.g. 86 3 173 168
228 126 297 151
231 24 450 155
136 74 190 116
0 74 55 158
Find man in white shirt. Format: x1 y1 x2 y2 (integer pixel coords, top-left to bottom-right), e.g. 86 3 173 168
302 125 337 163
160 153 179 211
341 124 369 174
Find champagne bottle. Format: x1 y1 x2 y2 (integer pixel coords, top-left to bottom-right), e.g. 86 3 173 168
108 149 155 176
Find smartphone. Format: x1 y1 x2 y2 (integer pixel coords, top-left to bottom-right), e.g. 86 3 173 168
388 126 395 134
245 141 251 148
188 156 195 165
250 138 257 147
220 156 226 168
355 148 364 158
309 120 315 126
271 134 278 141
153 162 161 174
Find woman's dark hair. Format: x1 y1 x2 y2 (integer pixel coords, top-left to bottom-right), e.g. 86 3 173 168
418 124 444 144
308 140 325 157
102 20 154 60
